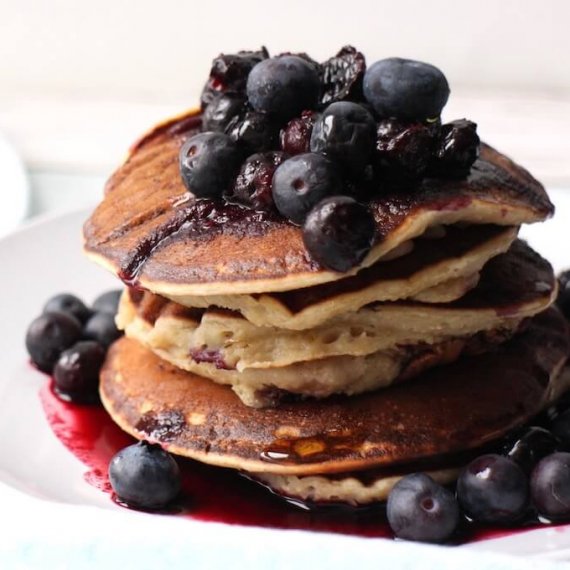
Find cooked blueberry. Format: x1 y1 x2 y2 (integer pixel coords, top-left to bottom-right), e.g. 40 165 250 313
83 312 121 348
552 409 570 448
503 426 560 474
92 290 122 315
200 47 269 109
272 153 342 224
363 57 450 121
232 151 287 211
226 111 280 153
26 312 82 373
303 196 376 272
53 341 106 403
430 119 480 178
457 454 529 524
109 440 181 510
531 452 570 521
375 119 434 183
179 132 241 198
320 46 366 106
556 270 570 320
280 111 317 156
310 102 376 173
387 473 460 543
246 56 320 119
202 93 247 132
43 293 91 324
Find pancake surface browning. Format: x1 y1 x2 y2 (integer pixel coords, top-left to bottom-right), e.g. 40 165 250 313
83 110 553 296
100 308 570 476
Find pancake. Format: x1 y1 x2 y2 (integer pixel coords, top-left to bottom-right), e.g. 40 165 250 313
169 224 517 330
118 240 555 372
83 109 553 296
100 308 570 475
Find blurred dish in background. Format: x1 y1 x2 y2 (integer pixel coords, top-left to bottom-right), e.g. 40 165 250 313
0 133 29 236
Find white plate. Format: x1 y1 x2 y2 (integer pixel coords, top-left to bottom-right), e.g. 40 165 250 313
2 202 570 568
0 133 29 236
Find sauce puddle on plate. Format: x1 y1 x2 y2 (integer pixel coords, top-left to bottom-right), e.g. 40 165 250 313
39 381 550 543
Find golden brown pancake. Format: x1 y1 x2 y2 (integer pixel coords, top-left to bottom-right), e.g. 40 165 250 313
100 308 570 476
83 110 553 296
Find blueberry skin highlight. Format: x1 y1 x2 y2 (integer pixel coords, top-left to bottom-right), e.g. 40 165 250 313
109 441 182 510
387 473 460 543
247 56 320 120
363 57 450 121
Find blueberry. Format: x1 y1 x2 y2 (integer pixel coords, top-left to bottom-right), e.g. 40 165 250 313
83 312 122 348
109 440 181 510
310 102 376 173
202 93 247 132
320 46 366 106
375 119 434 183
363 57 450 121
280 111 317 156
387 473 460 543
556 270 570 320
231 151 287 211
26 312 82 373
272 153 343 224
53 341 106 403
226 111 280 153
457 454 529 524
531 453 570 521
43 293 91 324
92 289 122 315
503 426 560 474
200 47 269 109
430 119 480 178
179 132 241 198
246 56 320 119
303 196 376 272
552 409 570 448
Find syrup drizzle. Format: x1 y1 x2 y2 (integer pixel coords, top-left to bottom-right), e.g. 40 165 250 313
39 380 561 543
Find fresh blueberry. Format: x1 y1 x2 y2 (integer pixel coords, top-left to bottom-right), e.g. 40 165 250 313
26 312 82 373
226 111 280 153
556 270 570 320
430 119 480 178
552 409 570 448
272 153 343 224
246 55 320 119
310 101 376 173
503 426 560 474
363 57 450 121
109 440 181 510
43 293 91 324
179 132 241 198
280 111 317 156
232 151 287 211
387 473 460 543
92 290 122 315
320 45 366 105
303 196 376 272
202 93 247 132
83 312 121 348
457 454 529 524
53 341 106 403
375 119 434 183
531 452 570 521
200 47 269 109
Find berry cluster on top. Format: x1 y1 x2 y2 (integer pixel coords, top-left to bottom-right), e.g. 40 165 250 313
179 46 481 272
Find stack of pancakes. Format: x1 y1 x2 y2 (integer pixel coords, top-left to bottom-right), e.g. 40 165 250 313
84 110 570 507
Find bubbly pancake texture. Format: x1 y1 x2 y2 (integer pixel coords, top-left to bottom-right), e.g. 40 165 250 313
117 240 556 376
100 308 570 475
83 110 553 296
